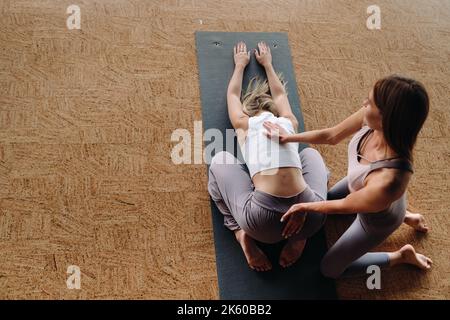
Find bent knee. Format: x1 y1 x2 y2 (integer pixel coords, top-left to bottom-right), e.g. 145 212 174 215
210 151 238 165
207 177 220 200
300 147 321 158
300 147 326 166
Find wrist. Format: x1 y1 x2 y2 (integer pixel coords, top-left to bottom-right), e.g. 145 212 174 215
312 200 344 215
264 63 274 71
235 63 246 71
286 133 300 143
305 201 321 214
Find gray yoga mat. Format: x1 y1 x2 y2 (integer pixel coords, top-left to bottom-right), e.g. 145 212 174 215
196 31 336 300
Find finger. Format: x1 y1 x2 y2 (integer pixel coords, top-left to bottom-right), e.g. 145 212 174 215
295 222 302 234
234 45 237 55
263 122 273 131
280 210 292 222
282 223 289 238
261 42 267 53
266 132 277 140
288 220 301 238
288 219 299 237
282 220 295 238
263 121 276 130
247 50 250 59
263 125 274 136
254 48 260 59
281 204 301 222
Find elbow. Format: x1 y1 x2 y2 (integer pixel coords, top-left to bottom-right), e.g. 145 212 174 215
326 132 338 145
227 82 240 97
325 127 341 145
273 91 288 101
343 197 390 214
227 91 240 101
328 137 338 146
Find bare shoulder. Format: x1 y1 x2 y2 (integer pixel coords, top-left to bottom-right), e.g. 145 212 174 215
365 168 412 200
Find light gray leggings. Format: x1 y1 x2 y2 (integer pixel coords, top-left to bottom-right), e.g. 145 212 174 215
321 177 407 279
208 148 328 244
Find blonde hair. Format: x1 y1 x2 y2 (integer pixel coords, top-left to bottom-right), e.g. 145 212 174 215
241 74 287 117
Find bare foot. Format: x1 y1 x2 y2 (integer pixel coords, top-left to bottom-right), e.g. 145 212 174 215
279 238 307 268
234 230 272 272
400 244 433 270
404 210 429 233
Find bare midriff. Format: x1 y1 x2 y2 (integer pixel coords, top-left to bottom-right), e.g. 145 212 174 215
252 167 306 197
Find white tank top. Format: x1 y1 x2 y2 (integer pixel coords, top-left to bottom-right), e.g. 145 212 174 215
240 111 302 178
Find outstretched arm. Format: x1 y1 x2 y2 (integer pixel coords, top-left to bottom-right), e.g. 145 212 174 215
227 42 250 130
255 42 298 131
264 106 366 145
280 170 410 238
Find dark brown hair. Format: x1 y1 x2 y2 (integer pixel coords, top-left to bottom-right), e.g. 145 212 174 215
373 75 429 161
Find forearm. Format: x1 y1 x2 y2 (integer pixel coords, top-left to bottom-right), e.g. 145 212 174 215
285 128 334 145
304 199 352 215
303 189 391 215
227 64 245 97
264 64 286 98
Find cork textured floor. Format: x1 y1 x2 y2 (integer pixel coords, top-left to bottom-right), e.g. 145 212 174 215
0 0 449 299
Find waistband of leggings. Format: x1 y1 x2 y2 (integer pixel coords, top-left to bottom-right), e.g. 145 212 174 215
251 186 314 213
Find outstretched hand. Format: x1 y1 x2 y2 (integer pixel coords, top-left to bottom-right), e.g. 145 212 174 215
281 203 308 238
263 121 290 144
255 42 272 68
233 41 250 68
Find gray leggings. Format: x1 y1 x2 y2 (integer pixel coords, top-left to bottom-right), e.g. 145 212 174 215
321 177 406 279
208 148 328 244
